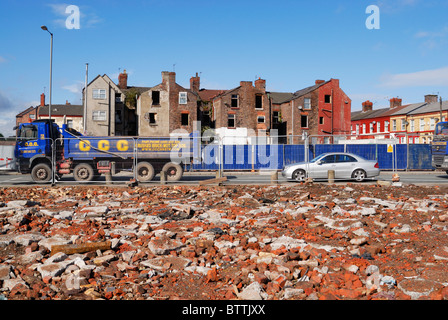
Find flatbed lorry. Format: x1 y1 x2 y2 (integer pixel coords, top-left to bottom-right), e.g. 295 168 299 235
14 119 193 183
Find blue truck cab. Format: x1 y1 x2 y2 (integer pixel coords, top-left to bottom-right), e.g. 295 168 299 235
431 121 448 173
14 119 60 181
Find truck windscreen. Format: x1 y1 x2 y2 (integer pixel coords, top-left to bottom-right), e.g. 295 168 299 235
435 123 448 136
18 125 38 140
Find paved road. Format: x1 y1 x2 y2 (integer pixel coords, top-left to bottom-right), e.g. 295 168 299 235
0 170 447 186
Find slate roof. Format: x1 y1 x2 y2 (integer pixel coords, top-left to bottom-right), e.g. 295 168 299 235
268 92 294 104
351 107 390 121
16 106 37 118
408 100 448 115
39 104 83 116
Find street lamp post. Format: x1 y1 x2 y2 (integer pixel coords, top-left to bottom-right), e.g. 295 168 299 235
41 26 53 122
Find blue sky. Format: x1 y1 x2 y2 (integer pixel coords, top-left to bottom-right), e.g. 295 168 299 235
1 0 447 136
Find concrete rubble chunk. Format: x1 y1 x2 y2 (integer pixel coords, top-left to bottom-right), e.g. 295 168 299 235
238 281 268 300
14 233 46 246
0 265 12 280
38 237 72 251
148 237 185 255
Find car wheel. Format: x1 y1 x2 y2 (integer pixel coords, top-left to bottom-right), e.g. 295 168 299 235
352 169 366 182
292 169 306 182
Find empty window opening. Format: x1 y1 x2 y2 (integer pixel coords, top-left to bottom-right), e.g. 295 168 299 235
231 95 239 108
257 115 265 123
319 117 324 125
324 95 331 104
149 113 156 124
152 91 160 105
301 115 308 128
228 114 235 128
273 111 280 124
181 113 189 126
255 95 263 109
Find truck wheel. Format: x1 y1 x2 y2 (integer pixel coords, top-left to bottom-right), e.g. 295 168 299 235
73 163 94 182
31 163 52 182
162 162 183 181
137 162 155 181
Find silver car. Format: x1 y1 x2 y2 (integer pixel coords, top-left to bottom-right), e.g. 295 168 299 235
282 152 380 182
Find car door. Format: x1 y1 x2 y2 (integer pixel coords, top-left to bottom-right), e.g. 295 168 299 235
312 154 336 179
335 154 358 179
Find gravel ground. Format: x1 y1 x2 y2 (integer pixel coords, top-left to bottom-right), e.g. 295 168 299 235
1 182 448 300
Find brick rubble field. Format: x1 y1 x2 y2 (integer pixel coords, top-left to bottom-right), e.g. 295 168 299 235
1 183 448 300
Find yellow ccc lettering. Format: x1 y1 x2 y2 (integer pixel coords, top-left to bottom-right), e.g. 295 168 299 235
117 140 129 151
79 140 91 151
98 140 110 151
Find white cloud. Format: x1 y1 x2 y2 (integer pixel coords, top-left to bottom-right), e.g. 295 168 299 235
47 3 69 15
414 26 448 50
376 0 419 13
379 66 448 88
62 81 84 94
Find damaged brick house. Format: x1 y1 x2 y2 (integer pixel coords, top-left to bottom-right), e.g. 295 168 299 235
270 79 352 144
81 70 351 143
212 78 271 136
137 71 199 137
210 78 351 144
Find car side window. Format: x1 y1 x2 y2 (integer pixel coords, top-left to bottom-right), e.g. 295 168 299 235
321 155 335 163
335 155 357 163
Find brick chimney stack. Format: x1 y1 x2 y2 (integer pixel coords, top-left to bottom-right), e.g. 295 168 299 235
240 81 253 88
118 70 128 90
390 97 402 109
255 78 266 92
162 71 176 90
40 93 45 107
425 94 438 104
362 100 373 112
315 80 326 85
190 72 200 93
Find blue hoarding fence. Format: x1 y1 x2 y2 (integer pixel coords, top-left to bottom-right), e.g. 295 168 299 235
191 136 433 171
